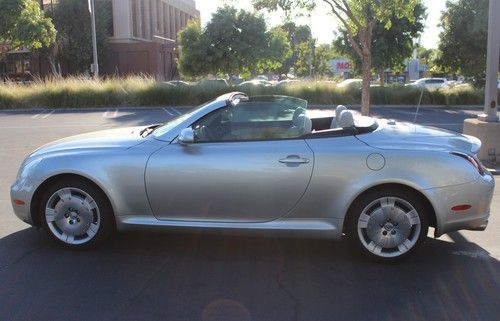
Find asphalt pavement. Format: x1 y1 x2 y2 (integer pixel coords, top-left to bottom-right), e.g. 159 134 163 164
0 106 498 321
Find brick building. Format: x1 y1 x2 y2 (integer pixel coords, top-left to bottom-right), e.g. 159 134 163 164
1 0 199 80
106 0 199 79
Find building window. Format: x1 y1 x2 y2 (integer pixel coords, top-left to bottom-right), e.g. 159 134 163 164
140 0 146 38
132 0 139 37
156 0 161 32
169 5 175 39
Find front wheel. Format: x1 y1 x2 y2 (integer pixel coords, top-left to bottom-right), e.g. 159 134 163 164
39 179 114 249
346 189 429 261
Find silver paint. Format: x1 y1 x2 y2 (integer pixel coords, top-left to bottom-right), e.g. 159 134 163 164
10 93 494 245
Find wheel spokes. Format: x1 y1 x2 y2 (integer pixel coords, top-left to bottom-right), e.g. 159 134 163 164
405 209 420 226
358 196 421 258
46 187 101 245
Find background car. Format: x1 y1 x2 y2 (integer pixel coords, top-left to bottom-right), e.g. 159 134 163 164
198 79 229 87
11 93 494 261
167 80 191 87
237 79 274 88
407 77 449 89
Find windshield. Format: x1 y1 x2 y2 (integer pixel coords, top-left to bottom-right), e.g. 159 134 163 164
152 100 216 137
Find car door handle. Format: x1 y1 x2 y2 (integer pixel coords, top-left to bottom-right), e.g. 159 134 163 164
279 155 310 164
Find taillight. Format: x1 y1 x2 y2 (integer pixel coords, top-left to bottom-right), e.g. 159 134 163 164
450 152 486 175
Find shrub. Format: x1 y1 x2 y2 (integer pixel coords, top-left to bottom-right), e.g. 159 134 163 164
0 77 488 109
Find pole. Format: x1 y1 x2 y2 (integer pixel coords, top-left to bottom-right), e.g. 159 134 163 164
89 0 99 79
479 0 500 122
308 15 313 79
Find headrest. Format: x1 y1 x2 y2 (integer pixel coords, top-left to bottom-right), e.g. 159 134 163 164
292 107 306 122
338 110 355 128
335 105 347 119
293 114 312 134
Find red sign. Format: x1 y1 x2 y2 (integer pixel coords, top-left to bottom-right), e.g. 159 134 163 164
330 59 353 73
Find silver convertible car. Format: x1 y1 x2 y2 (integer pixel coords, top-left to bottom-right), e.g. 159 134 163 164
11 93 494 261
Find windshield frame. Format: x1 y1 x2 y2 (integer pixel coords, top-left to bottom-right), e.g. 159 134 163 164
152 92 248 142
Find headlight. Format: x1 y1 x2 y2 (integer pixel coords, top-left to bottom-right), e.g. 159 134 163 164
16 158 43 180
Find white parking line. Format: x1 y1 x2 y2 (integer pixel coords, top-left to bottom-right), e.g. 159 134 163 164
41 110 55 119
31 113 41 119
102 110 109 118
172 108 182 115
163 108 174 116
112 109 118 118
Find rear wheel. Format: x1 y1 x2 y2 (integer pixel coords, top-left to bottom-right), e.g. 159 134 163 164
346 189 429 261
39 179 114 249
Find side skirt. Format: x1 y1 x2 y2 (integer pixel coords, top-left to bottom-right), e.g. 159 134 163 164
115 216 343 240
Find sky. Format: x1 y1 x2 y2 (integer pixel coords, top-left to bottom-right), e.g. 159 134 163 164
196 0 448 49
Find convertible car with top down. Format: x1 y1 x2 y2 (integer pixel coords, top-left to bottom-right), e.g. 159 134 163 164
11 92 494 261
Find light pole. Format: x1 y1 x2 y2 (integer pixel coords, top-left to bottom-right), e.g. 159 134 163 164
479 0 500 122
88 0 99 79
463 0 500 164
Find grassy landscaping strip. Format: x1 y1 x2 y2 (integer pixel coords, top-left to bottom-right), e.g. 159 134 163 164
0 77 490 109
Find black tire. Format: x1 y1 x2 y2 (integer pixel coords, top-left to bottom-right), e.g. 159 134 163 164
38 178 115 249
345 187 429 261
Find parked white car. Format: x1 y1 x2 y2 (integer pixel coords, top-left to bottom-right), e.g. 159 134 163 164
408 78 449 89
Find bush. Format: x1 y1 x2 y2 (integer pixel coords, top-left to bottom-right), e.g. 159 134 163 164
0 77 488 109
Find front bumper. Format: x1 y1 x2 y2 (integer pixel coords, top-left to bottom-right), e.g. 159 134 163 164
425 173 495 237
10 177 42 226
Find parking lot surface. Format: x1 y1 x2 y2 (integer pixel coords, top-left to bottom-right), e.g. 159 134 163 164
0 106 498 321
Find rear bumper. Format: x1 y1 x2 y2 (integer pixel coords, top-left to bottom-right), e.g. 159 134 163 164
424 173 494 237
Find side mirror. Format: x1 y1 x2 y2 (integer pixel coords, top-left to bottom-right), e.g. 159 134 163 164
178 127 194 145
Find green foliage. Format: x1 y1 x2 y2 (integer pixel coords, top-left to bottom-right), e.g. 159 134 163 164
253 0 421 115
178 19 208 78
254 0 418 38
48 0 112 75
437 0 489 87
0 0 56 54
294 42 312 77
272 22 337 78
416 46 447 77
178 6 291 78
0 77 489 109
274 22 312 74
313 44 338 76
334 1 426 77
257 27 293 72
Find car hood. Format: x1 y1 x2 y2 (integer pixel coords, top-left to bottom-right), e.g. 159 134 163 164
30 126 146 157
357 119 481 154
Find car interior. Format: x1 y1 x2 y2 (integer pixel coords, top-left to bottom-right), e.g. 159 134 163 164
192 100 371 143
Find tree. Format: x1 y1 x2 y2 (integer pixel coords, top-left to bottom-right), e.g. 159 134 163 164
314 43 338 76
178 19 209 78
254 0 420 115
178 6 291 78
276 22 313 75
334 1 426 85
48 0 112 75
257 26 293 73
294 41 313 76
0 0 56 55
437 0 490 87
416 46 446 77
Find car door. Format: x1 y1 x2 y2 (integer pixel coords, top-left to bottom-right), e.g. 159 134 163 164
145 140 313 222
145 97 314 222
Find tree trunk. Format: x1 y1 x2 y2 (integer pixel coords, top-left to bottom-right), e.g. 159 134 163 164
361 53 372 116
380 67 385 87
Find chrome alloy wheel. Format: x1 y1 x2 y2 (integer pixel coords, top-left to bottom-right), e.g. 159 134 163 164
357 197 421 258
45 187 101 245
